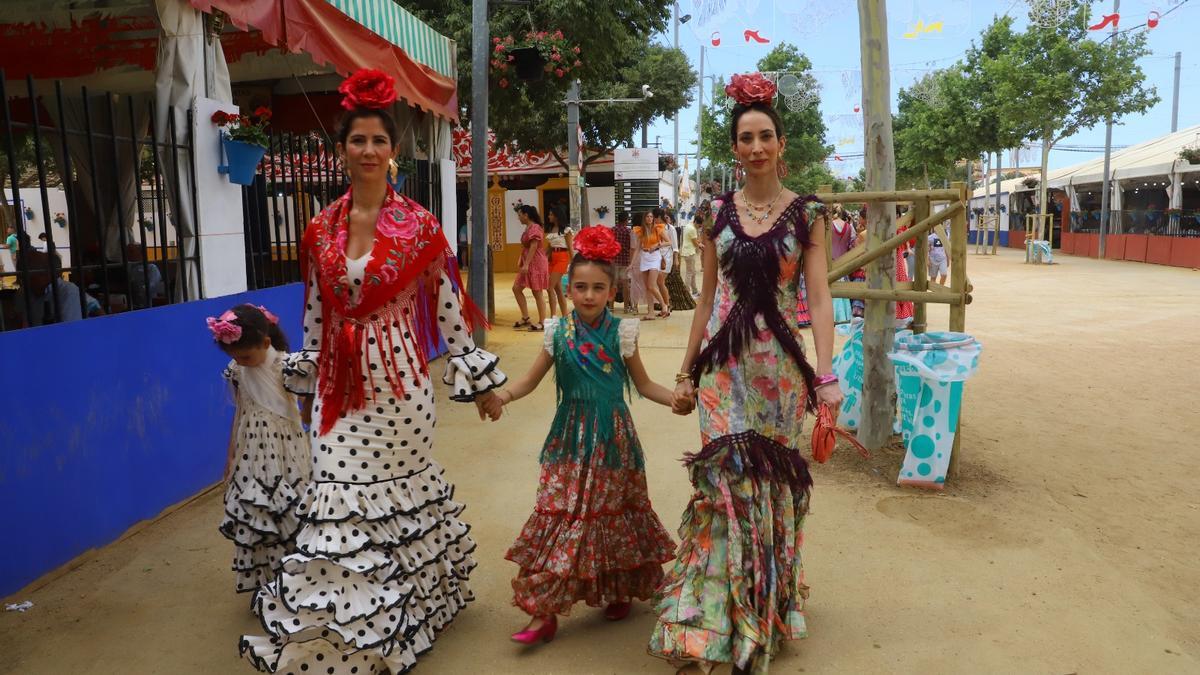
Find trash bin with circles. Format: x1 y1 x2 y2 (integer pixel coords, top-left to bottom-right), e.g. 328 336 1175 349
831 318 864 430
889 332 982 489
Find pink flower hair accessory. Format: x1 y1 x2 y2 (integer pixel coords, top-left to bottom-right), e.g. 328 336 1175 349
725 72 777 107
206 310 243 344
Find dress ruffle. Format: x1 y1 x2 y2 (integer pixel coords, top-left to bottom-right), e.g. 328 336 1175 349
282 350 320 396
440 347 506 402
241 466 476 674
220 403 310 594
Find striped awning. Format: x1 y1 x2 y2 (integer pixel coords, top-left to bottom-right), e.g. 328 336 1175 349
325 0 456 79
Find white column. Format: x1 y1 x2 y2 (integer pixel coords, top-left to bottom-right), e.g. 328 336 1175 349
192 96 248 297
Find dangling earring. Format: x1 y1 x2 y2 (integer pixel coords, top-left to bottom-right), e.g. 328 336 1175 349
734 160 745 184
777 158 789 179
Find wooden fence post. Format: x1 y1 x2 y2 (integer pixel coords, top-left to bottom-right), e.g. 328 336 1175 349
949 182 968 333
911 198 930 334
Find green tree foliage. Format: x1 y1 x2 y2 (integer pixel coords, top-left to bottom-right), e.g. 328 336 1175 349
408 0 691 165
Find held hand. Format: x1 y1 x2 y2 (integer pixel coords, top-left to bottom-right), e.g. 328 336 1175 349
672 380 696 415
477 390 503 421
814 381 844 410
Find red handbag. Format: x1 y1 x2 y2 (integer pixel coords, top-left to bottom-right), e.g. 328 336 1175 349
812 403 871 463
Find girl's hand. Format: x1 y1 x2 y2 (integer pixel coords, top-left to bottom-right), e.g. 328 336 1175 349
672 380 696 415
476 391 503 421
815 381 844 410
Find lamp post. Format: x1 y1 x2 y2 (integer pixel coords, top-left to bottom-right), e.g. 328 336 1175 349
565 82 655 230
469 0 489 345
672 4 692 218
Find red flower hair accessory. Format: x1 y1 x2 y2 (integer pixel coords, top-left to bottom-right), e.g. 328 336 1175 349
725 72 777 107
338 69 398 111
573 225 621 262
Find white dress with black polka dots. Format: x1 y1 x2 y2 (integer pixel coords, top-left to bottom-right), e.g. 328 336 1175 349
219 347 311 593
241 253 505 675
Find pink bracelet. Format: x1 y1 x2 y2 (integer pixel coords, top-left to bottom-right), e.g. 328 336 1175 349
814 374 839 388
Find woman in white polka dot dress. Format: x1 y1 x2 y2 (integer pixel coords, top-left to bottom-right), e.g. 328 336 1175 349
240 70 505 675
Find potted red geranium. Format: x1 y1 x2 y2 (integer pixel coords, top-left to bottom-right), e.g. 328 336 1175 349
212 106 271 186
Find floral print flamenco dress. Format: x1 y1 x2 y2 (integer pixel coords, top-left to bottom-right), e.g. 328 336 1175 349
649 193 823 674
241 187 505 674
505 311 675 616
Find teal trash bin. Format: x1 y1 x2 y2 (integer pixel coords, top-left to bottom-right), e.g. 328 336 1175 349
888 331 982 489
831 318 864 430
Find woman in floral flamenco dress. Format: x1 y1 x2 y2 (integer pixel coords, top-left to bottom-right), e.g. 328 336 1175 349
649 73 844 675
240 69 505 675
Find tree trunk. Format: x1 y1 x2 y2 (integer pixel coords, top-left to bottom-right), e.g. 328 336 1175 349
857 0 897 451
923 163 931 189
1038 131 1052 242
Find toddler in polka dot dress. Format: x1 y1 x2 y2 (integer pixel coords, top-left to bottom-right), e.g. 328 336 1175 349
208 303 312 594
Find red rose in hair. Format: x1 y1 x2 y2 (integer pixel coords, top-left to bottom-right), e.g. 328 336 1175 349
338 69 398 111
573 226 621 262
725 72 777 106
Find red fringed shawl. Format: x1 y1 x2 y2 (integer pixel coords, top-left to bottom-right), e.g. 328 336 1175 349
301 186 486 435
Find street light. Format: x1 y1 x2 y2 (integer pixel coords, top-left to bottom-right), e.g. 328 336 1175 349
565 80 655 229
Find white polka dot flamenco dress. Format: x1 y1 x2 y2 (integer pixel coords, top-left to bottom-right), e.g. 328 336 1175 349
240 252 505 675
219 347 312 594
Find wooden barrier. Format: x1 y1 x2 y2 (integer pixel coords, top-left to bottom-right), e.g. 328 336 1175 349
815 184 973 477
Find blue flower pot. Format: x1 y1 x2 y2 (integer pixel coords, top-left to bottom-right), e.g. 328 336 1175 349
218 134 267 186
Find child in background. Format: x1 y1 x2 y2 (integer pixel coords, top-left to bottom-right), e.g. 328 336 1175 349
209 304 311 593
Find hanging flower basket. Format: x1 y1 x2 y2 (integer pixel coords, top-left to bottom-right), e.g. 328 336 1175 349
389 157 416 191
212 107 271 186
593 205 610 219
53 213 66 228
491 31 582 85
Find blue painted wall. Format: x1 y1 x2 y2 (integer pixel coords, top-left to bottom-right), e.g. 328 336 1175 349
0 284 304 597
967 230 1011 247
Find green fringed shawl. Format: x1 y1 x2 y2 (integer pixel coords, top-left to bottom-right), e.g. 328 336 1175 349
542 310 642 470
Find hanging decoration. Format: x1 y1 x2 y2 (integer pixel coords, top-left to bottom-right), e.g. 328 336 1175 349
743 29 770 44
490 32 582 83
1088 13 1119 30
781 1 839 37
1026 0 1073 29
903 19 944 39
1146 11 1160 29
710 31 721 46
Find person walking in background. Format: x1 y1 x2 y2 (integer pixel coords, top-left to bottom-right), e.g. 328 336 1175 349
612 211 633 313
681 214 701 297
544 206 573 319
928 229 948 285
513 204 550 332
632 210 669 320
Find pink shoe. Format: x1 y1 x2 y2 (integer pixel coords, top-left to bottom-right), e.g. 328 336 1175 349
511 615 557 645
603 601 631 621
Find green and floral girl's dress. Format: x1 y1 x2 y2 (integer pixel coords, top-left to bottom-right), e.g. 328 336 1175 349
505 311 676 616
649 193 824 674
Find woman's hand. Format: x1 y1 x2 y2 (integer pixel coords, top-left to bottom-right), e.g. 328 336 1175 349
672 380 696 415
814 381 843 410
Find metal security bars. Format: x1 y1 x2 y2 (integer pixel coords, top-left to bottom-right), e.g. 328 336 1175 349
0 72 200 332
241 136 441 290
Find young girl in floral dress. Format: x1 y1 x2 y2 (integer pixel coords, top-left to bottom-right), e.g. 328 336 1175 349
210 304 310 594
651 73 843 675
482 226 678 645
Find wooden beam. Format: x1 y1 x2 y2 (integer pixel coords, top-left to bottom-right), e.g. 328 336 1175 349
814 188 961 203
827 201 963 282
830 283 961 304
911 198 930 334
949 182 968 332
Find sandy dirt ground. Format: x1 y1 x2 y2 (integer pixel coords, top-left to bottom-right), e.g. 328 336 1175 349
3 248 1199 675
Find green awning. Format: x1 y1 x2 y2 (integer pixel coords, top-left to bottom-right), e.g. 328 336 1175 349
325 0 456 78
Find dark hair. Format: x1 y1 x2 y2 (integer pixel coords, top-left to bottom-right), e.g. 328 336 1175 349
517 204 542 225
545 205 567 233
730 101 785 144
651 207 666 221
616 211 629 225
335 108 398 148
217 304 290 353
567 253 616 284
